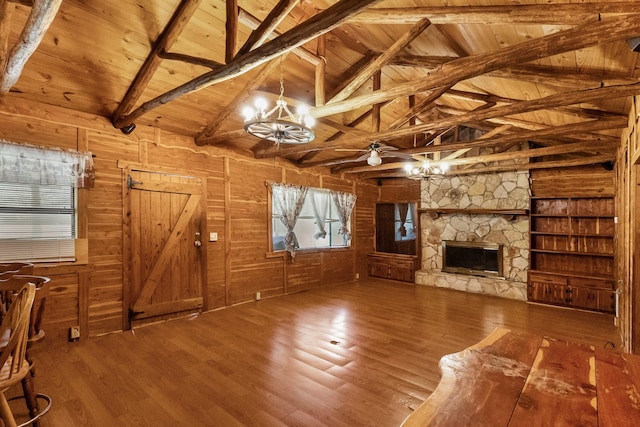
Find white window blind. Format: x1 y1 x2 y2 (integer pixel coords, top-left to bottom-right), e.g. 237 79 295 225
0 182 76 262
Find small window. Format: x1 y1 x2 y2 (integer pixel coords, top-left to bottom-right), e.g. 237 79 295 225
0 182 77 262
271 186 353 252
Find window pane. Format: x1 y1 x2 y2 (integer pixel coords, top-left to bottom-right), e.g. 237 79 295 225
271 187 352 251
0 182 76 262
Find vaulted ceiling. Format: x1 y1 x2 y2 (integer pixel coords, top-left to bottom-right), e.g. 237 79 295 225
2 0 640 179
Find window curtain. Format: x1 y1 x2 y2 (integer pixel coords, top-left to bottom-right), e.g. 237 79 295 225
0 140 95 188
270 182 308 257
331 190 357 242
397 203 409 237
310 189 331 239
410 202 418 235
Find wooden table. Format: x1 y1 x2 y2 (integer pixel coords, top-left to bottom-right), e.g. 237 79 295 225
401 328 640 426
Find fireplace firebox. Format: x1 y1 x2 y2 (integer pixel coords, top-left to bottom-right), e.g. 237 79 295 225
442 240 503 278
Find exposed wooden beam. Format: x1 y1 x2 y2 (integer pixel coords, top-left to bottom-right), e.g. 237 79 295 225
386 85 452 130
113 0 382 129
390 56 640 88
361 155 615 180
309 14 640 119
238 8 321 66
329 18 431 103
158 50 222 69
340 139 617 174
225 0 237 63
315 34 326 106
236 0 300 57
0 0 61 93
270 83 638 158
194 55 287 144
348 4 640 25
111 0 203 128
0 1 13 73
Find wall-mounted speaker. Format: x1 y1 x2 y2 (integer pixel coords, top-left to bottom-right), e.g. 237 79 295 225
626 37 640 52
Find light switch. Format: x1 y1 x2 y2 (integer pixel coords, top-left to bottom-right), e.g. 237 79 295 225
209 232 218 242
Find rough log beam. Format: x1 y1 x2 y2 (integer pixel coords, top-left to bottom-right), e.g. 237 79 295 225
112 0 203 128
279 82 640 157
236 0 300 57
443 89 627 121
158 50 222 69
360 155 615 180
225 0 237 63
338 137 618 175
307 14 640 120
0 0 12 70
348 4 640 25
330 18 431 103
194 54 288 144
433 105 623 142
0 0 61 93
335 118 625 173
392 55 640 88
113 0 382 129
386 84 452 130
238 8 321 66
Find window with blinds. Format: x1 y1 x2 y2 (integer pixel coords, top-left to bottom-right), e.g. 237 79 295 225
0 182 76 262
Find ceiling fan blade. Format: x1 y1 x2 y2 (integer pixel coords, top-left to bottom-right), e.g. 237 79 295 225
380 151 414 159
355 152 371 161
335 148 367 152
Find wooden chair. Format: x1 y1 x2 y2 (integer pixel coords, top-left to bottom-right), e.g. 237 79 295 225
0 275 52 426
0 283 35 427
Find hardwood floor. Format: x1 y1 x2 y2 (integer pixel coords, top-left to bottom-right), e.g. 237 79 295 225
15 279 619 426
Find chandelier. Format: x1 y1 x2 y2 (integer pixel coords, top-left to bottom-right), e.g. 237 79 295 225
241 70 315 146
404 160 449 180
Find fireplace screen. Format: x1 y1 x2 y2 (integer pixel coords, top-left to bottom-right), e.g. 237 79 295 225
442 240 503 277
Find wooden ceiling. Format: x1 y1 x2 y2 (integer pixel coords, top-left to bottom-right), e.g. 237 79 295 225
3 0 640 179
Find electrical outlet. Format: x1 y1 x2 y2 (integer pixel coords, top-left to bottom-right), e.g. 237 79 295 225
69 326 80 341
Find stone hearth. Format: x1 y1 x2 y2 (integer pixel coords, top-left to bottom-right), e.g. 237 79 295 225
415 171 530 301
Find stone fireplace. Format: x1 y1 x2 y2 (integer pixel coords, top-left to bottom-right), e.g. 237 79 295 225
415 171 530 301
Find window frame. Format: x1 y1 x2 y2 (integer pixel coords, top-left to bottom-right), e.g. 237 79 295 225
268 185 354 255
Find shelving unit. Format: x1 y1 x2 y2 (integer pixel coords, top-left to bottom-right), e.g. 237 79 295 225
528 197 616 314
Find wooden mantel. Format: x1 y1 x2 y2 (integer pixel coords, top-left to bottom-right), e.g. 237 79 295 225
418 208 528 220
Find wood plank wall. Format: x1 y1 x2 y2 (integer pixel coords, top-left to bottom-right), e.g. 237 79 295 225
0 97 391 342
617 96 640 353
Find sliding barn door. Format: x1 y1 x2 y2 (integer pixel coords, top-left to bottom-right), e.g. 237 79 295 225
124 169 206 328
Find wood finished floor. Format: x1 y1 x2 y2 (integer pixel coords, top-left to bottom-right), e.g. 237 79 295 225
15 279 620 426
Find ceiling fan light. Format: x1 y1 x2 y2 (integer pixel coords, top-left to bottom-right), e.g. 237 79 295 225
367 151 382 166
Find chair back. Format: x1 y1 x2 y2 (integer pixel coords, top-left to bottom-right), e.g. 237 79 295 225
0 283 36 380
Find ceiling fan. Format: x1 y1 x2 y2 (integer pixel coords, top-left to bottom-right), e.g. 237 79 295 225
335 142 410 166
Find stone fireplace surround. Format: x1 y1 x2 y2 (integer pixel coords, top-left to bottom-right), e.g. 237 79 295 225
414 171 530 301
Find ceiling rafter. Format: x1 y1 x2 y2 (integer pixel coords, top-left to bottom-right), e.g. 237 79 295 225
260 82 639 159
347 3 640 25
0 0 62 93
112 0 383 130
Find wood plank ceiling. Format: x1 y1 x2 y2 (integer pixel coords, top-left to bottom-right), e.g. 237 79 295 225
2 0 640 180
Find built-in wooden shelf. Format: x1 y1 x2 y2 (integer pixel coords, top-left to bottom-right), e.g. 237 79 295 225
418 208 529 220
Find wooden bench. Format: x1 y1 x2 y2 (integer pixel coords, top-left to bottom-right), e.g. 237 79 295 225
401 327 640 426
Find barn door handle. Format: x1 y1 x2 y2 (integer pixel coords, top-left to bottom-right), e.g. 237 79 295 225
194 232 202 247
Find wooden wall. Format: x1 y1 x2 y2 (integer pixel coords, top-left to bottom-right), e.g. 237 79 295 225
0 97 383 342
617 96 640 353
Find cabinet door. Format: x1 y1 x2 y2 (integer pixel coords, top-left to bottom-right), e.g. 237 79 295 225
570 287 615 313
528 281 569 305
369 261 389 278
389 265 414 282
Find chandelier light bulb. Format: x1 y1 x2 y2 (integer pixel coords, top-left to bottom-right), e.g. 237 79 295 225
254 97 268 114
405 159 449 180
241 106 255 121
